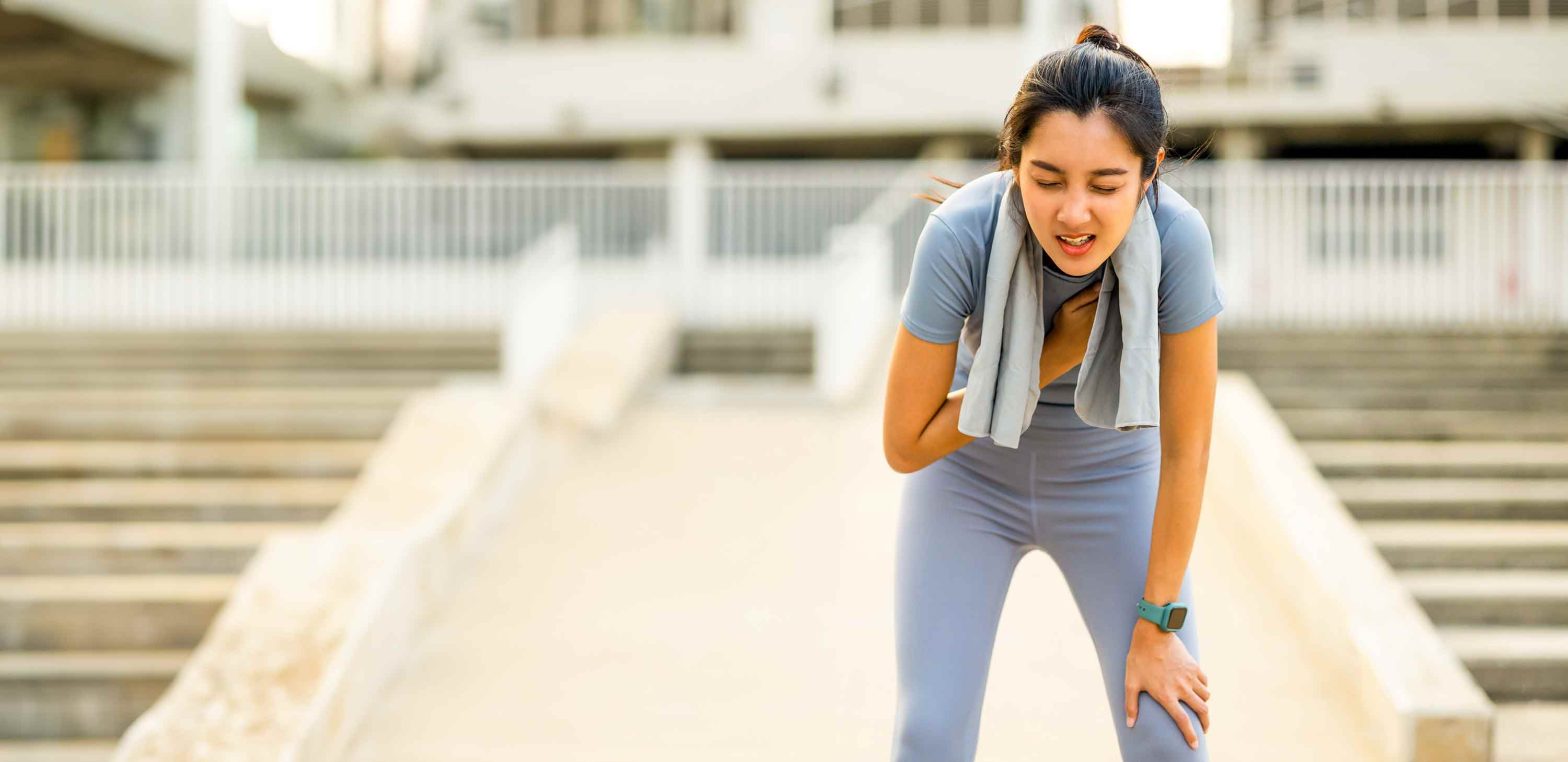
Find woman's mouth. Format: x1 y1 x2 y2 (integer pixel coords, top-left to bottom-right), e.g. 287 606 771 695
1056 234 1096 257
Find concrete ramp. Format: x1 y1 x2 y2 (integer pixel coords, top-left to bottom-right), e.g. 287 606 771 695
340 371 1385 761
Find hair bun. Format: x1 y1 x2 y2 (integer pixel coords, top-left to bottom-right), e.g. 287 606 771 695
1074 24 1122 51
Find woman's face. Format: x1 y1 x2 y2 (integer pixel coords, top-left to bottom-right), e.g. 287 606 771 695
1013 110 1164 278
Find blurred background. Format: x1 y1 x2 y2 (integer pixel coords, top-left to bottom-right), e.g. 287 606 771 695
0 1 1564 760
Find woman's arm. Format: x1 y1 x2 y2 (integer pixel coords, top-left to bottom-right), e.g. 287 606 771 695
882 322 1089 474
1140 313 1219 610
882 325 975 474
1122 313 1219 748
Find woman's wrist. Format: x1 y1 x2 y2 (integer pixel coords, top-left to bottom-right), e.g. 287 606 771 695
1038 335 1077 389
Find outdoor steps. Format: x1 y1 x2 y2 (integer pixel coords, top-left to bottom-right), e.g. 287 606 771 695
0 522 315 575
1242 367 1568 388
1303 441 1568 479
0 441 375 479
0 331 500 745
0 740 118 761
0 478 353 523
1440 627 1568 701
1217 330 1568 354
0 369 460 389
0 575 234 651
1401 570 1568 627
1363 520 1568 570
1329 477 1568 521
1218 348 1565 370
0 407 400 440
1261 386 1568 412
1274 408 1568 441
678 328 813 375
0 651 186 740
1218 329 1568 717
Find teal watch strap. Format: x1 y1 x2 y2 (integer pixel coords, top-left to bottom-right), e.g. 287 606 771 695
1136 598 1189 632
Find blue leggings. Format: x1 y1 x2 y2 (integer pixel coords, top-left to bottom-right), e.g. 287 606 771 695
892 402 1208 761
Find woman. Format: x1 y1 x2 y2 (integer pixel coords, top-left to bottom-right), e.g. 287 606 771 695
881 25 1224 761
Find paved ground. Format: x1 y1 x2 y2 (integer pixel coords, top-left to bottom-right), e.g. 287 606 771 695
342 372 1386 761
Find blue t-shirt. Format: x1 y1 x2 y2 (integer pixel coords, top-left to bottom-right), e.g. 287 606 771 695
898 170 1226 404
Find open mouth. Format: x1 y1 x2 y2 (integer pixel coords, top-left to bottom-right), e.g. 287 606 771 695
1056 235 1096 256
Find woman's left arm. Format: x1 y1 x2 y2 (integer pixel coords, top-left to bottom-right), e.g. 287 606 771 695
1144 313 1218 614
1122 313 1218 747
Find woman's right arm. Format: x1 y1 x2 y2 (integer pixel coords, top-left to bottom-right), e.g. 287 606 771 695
882 281 1101 474
882 325 973 474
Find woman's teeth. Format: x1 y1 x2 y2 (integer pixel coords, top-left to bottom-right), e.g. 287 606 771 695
1058 235 1094 246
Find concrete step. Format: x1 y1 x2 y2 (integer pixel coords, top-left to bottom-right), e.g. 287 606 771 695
1401 569 1568 626
0 478 350 522
1364 520 1568 570
1221 348 1559 369
1218 331 1568 353
677 329 814 375
0 440 375 479
0 408 396 440
0 575 234 650
0 650 184 739
0 740 118 761
0 369 461 389
1495 701 1568 762
1332 477 1568 521
0 387 416 410
679 328 813 350
0 330 498 352
0 353 497 371
1304 441 1568 479
1237 367 1568 388
1440 626 1568 701
1277 408 1568 441
0 522 313 575
676 350 813 375
1259 385 1568 412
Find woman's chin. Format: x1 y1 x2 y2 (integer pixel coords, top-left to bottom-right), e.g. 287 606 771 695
1048 253 1108 278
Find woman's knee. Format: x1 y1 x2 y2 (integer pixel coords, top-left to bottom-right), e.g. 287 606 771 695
1116 691 1209 761
891 695 980 762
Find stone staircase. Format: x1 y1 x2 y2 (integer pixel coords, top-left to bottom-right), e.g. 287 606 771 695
0 331 497 760
676 328 813 375
1221 330 1568 753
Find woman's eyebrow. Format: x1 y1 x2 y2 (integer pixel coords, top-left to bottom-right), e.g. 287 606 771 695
1030 159 1128 177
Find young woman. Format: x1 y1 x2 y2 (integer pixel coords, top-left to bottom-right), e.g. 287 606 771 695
881 25 1224 762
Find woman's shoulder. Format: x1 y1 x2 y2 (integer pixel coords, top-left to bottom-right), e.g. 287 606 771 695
925 169 1011 260
1149 179 1207 245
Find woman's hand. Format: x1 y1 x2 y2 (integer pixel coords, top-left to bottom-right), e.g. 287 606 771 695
1040 279 1101 386
1124 618 1210 749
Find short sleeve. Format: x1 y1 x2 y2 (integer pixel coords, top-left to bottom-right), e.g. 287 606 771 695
899 213 976 344
1157 208 1227 334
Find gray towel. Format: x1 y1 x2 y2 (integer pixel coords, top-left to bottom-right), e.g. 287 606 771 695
957 173 1161 448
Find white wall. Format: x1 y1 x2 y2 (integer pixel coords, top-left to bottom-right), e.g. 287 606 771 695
383 1 1568 146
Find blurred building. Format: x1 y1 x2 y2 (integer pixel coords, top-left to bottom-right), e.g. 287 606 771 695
0 0 409 161
367 0 1568 161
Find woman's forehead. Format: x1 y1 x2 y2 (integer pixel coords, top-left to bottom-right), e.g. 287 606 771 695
1023 111 1141 168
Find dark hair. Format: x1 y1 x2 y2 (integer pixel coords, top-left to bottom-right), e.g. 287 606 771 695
917 24 1205 214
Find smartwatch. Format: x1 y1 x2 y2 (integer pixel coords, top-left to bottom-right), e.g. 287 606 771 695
1136 598 1188 632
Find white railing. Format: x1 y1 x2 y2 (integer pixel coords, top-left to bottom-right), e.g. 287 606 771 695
0 161 664 329
1163 160 1568 329
677 159 919 327
0 159 1564 333
814 159 990 401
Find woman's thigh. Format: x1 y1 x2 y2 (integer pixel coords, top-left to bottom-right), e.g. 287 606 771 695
1025 410 1208 759
891 449 1033 761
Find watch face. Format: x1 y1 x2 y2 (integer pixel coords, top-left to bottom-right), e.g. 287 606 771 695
1166 606 1187 630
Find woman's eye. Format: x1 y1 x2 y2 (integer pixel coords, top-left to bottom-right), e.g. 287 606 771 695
1034 181 1120 194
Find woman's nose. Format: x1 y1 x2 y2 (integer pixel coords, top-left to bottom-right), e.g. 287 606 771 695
1056 192 1092 228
